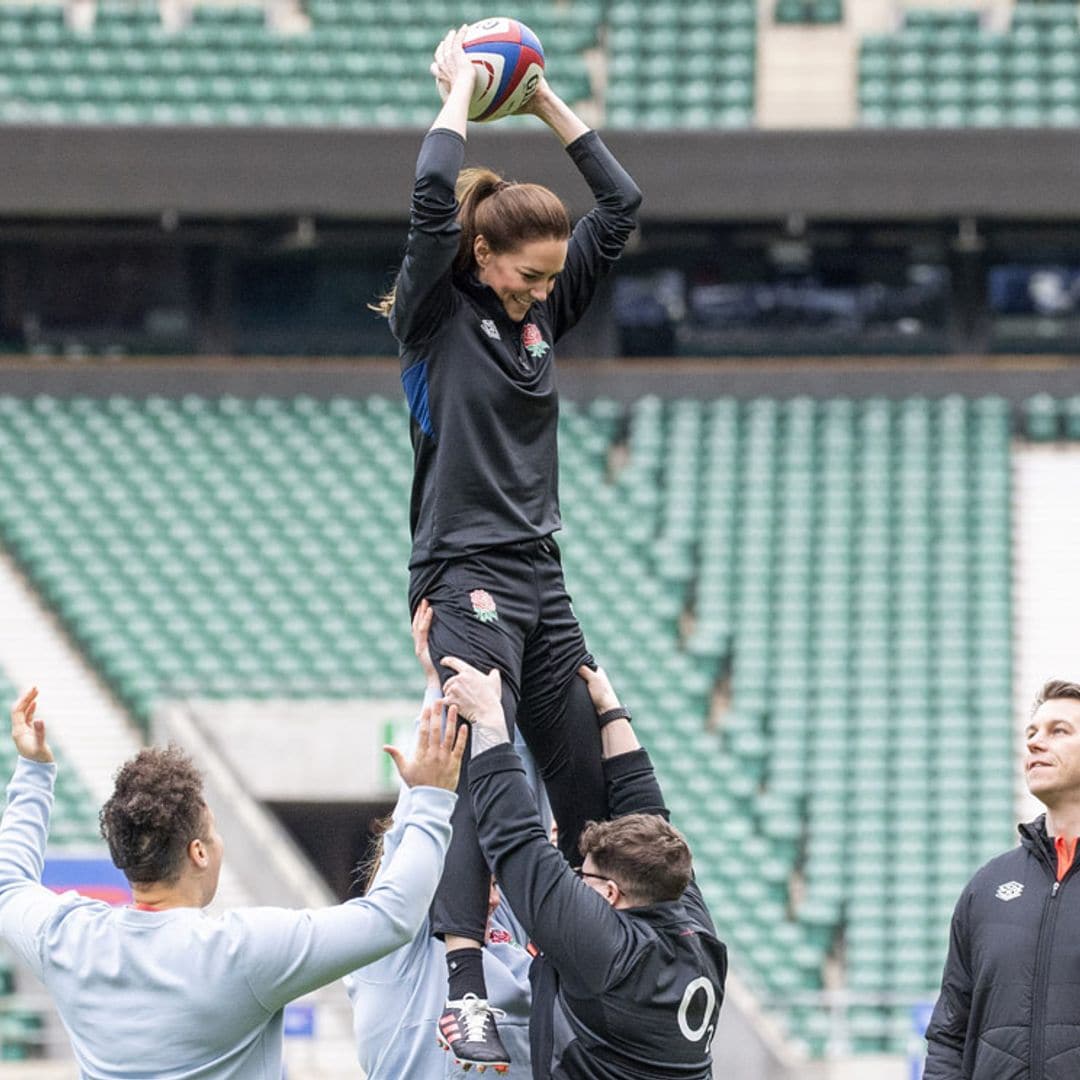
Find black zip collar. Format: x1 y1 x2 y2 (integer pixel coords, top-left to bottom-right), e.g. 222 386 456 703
1019 815 1080 885
1019 815 1056 876
456 271 531 332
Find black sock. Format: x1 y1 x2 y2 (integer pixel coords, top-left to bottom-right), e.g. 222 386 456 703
446 947 487 1002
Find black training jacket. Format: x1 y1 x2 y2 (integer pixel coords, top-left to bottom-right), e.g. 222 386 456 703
925 816 1080 1080
471 745 728 1079
391 127 641 570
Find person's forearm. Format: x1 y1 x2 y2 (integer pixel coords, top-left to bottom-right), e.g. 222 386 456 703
603 748 666 820
470 710 511 758
251 786 456 1010
431 75 472 139
0 759 55 893
600 717 640 759
531 89 589 146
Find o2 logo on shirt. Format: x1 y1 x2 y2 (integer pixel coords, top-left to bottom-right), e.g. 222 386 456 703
678 977 719 1053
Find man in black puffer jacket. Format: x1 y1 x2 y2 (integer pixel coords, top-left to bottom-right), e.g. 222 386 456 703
926 679 1080 1080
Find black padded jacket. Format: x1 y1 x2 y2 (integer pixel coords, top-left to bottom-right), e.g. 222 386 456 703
925 816 1080 1080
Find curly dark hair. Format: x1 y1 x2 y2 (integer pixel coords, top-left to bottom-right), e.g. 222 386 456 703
99 745 208 884
579 813 692 907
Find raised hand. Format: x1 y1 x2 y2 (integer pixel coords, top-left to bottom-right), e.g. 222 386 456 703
440 656 503 725
384 701 467 791
514 74 554 117
412 599 439 690
441 657 509 756
430 25 475 104
513 75 589 146
577 665 621 714
10 687 53 764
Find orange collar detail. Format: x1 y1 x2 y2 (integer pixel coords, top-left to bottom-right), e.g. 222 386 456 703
1054 836 1078 882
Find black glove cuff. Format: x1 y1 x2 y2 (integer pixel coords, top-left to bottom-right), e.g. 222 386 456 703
597 706 632 729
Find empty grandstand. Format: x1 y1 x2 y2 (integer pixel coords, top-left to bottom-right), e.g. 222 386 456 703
2 1 1080 1077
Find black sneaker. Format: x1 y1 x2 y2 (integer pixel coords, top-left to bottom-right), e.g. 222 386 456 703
436 993 510 1073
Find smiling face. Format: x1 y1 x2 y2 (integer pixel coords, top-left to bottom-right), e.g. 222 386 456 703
474 235 567 322
1025 697 1080 807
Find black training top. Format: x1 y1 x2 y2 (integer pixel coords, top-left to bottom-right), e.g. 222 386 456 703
391 127 641 570
470 745 728 1079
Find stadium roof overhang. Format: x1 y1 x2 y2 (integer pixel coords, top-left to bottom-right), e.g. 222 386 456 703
0 126 1078 223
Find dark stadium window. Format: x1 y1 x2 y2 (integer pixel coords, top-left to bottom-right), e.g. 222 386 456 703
23 244 196 356
231 252 397 357
612 230 952 357
987 264 1080 353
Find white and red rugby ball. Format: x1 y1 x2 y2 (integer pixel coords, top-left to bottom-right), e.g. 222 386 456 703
463 17 545 122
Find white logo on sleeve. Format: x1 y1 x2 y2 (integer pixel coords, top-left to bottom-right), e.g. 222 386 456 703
995 881 1024 902
481 319 501 340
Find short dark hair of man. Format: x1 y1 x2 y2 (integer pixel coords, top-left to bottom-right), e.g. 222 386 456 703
99 746 208 884
579 814 692 907
1032 679 1080 714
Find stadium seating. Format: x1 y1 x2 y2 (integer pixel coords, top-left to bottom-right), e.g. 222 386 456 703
774 0 844 25
604 0 756 129
1023 392 1080 439
859 3 1080 128
0 393 1018 1054
0 1 597 126
0 0 757 130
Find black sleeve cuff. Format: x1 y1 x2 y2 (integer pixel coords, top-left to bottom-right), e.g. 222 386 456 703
468 742 528 785
425 127 466 147
601 747 653 782
565 128 600 161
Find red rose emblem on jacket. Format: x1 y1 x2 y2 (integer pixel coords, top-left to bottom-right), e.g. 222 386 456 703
521 323 550 359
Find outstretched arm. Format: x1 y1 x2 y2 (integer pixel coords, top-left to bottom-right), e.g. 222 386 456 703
578 666 639 759
442 657 635 994
429 25 475 139
391 28 476 348
243 706 467 1010
575 667 721 935
517 76 589 147
0 688 63 979
521 79 642 340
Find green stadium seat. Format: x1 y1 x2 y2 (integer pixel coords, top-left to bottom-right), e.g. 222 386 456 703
1024 393 1061 440
0 393 1020 1057
0 0 601 126
859 5 1080 128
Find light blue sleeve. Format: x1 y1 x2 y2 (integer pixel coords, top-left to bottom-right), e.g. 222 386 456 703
239 785 456 1013
0 758 65 979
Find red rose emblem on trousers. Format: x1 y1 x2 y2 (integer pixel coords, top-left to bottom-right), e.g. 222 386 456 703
470 589 499 623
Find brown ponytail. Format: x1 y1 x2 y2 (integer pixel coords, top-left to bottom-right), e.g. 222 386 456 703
455 167 571 276
372 166 571 319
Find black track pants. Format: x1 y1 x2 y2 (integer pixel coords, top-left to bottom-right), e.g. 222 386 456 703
410 537 608 943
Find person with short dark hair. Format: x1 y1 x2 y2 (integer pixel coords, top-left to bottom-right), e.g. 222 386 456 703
576 813 693 907
925 678 1080 1080
441 657 727 1079
0 684 466 1079
100 744 216 890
